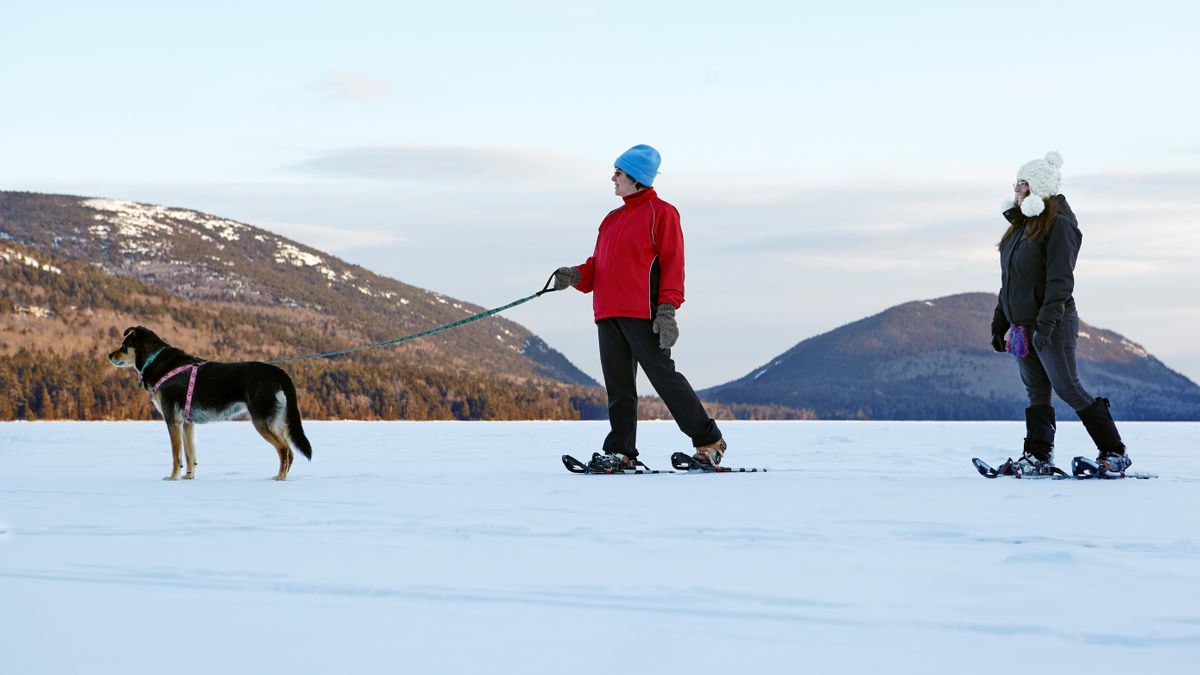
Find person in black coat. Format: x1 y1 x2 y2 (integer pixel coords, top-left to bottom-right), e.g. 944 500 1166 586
991 151 1132 475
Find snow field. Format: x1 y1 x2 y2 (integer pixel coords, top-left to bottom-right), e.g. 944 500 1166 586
1 420 1197 674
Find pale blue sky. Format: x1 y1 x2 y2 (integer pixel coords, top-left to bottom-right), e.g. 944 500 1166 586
4 1 1199 388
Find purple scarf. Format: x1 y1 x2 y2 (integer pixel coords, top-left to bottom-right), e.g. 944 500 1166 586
1007 324 1030 358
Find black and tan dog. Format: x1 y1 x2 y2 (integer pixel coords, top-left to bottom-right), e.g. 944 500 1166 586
108 326 313 480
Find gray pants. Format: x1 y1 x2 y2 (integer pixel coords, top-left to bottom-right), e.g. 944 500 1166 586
1016 310 1094 410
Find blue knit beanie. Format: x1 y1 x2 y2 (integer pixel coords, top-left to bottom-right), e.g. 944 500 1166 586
614 144 660 187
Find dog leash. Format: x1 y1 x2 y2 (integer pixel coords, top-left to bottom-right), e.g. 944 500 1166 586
265 274 562 365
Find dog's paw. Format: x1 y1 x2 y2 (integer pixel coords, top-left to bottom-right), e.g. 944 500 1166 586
182 474 195 480
163 475 179 481
272 474 287 481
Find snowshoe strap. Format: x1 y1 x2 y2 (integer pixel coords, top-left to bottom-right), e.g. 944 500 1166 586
997 458 1020 477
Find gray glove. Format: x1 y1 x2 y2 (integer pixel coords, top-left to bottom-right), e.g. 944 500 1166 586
552 266 580 291
652 303 678 349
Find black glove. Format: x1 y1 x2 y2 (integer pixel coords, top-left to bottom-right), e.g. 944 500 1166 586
1033 323 1055 350
652 303 678 349
991 334 1006 353
551 266 580 291
991 301 1009 338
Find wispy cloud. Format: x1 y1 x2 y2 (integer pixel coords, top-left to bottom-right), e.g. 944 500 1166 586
317 70 393 102
290 145 593 183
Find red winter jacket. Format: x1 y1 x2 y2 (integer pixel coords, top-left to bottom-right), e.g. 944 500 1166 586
575 188 685 321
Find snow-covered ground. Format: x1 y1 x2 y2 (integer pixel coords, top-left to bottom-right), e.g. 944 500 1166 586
2 420 1197 674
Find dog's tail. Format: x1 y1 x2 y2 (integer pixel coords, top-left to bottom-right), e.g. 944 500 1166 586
282 377 313 460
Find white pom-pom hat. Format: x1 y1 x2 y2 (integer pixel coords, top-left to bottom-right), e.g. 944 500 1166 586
1006 151 1064 217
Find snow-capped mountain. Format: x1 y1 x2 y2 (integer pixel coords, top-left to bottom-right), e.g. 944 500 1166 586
700 292 1200 420
0 190 598 420
1 192 588 379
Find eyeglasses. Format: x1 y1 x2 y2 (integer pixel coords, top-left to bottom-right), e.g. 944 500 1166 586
1013 180 1029 188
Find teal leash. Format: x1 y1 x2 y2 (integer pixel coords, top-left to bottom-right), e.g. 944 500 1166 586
265 273 561 365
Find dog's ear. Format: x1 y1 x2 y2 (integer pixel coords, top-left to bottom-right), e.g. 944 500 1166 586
124 326 154 341
131 326 166 349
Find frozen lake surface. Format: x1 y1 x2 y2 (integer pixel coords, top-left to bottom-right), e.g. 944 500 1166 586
2 420 1198 674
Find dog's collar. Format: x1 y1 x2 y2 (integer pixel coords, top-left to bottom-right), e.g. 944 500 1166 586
139 347 165 375
137 347 166 388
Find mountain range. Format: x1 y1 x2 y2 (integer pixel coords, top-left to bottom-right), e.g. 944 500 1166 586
4 191 1196 421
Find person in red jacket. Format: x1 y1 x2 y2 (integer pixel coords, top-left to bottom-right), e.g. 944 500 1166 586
552 144 725 471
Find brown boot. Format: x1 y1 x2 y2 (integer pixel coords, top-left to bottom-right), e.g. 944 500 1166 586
692 438 727 466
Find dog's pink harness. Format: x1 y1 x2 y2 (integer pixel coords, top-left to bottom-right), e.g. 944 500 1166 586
150 362 207 423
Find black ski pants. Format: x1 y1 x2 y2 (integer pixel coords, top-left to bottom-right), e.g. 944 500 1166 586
597 317 722 458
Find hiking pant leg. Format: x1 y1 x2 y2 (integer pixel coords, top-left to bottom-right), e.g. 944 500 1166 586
614 317 722 447
598 318 639 457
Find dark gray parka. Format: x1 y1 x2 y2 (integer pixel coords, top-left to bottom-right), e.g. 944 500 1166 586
991 194 1081 338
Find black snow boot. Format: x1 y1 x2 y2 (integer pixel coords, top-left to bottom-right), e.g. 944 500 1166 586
587 452 637 472
1015 404 1057 475
1077 397 1132 472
